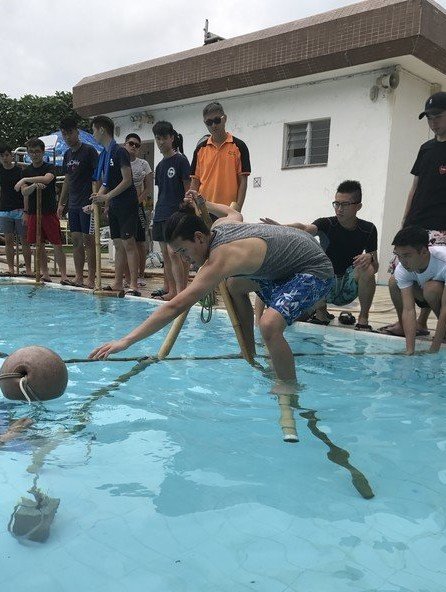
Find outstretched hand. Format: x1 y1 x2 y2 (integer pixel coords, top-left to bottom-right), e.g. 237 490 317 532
89 338 130 360
260 217 280 225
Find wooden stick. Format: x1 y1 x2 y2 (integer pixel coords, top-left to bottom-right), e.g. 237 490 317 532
157 310 189 359
195 198 255 366
35 187 42 283
277 394 298 443
15 232 20 275
93 203 102 291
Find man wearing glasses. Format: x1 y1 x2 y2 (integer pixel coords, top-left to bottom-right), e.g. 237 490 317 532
261 180 378 330
188 102 250 211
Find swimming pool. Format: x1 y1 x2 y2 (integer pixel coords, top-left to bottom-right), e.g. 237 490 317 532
1 283 445 591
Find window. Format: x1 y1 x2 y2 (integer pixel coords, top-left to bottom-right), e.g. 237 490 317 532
283 119 330 168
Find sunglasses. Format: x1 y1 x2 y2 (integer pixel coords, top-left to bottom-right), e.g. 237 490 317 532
127 140 141 148
204 116 224 127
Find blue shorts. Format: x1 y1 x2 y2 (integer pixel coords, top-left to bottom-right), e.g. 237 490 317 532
0 210 26 237
68 207 93 235
327 265 358 306
256 273 334 326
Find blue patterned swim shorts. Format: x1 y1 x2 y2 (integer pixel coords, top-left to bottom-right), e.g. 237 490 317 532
256 273 334 326
327 265 358 306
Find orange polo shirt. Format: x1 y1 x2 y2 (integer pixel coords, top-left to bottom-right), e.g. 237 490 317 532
190 133 251 205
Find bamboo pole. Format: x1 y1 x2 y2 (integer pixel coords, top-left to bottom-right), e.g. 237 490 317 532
277 394 298 442
157 310 189 359
92 203 124 298
35 187 42 283
93 203 102 291
195 198 255 366
15 232 20 276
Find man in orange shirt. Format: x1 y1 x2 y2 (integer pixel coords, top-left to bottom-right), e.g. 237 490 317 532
188 102 251 211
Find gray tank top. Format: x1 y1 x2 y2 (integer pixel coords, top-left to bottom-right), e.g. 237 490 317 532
209 222 333 281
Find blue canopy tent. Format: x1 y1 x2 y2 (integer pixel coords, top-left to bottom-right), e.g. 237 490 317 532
21 130 103 167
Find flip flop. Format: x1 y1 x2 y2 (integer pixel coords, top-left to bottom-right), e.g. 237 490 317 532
60 279 76 286
377 325 430 337
339 312 356 326
355 323 376 332
153 294 172 301
308 313 330 326
125 289 141 297
151 288 167 297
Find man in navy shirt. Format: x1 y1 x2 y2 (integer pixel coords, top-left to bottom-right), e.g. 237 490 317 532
261 180 379 330
58 118 98 288
88 116 140 296
151 121 191 300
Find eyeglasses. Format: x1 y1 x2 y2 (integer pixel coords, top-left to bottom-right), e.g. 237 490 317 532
332 201 359 209
127 141 140 148
204 116 223 127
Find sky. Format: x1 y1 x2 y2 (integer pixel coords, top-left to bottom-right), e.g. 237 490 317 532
2 0 446 99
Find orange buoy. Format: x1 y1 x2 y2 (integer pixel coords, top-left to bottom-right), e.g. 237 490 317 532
0 346 68 402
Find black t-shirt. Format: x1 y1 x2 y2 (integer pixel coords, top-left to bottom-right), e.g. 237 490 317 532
0 165 24 210
63 143 99 208
104 144 137 208
25 162 57 214
154 153 191 222
312 216 378 276
405 139 446 230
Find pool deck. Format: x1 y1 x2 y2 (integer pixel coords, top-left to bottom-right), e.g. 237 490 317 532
0 249 439 345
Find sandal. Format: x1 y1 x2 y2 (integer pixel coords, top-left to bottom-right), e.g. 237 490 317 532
339 311 356 325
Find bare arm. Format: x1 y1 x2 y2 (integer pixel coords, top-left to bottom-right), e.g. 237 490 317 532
89 260 225 359
188 177 200 193
401 176 418 226
235 174 248 211
57 176 69 217
430 285 446 353
259 217 317 235
401 286 417 355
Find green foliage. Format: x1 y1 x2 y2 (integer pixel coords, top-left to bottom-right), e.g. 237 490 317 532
0 91 90 148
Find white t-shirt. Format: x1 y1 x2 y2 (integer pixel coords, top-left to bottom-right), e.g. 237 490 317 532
131 158 151 190
395 246 446 289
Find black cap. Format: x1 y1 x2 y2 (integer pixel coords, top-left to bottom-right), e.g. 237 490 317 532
418 92 446 119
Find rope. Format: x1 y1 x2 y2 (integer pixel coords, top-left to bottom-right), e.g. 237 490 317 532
199 292 214 323
0 372 41 404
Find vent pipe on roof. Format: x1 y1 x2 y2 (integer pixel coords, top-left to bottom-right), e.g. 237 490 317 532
203 19 225 45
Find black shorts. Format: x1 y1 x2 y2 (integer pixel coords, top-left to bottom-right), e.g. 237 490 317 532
152 220 168 242
108 201 138 240
136 204 146 242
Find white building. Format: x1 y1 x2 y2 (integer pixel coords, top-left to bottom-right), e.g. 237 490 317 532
74 0 446 282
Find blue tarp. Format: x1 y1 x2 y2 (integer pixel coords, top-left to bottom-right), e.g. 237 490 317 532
23 130 103 167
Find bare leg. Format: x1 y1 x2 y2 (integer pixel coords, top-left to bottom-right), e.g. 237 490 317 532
21 234 32 275
122 237 139 292
383 276 428 335
4 233 15 274
254 295 265 326
159 242 176 299
112 238 126 290
84 234 96 288
71 231 85 285
259 307 297 393
40 248 50 280
355 265 376 326
137 241 147 279
53 245 68 281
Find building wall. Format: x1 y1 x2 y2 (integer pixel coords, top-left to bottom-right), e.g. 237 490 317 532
112 69 431 283
380 70 433 280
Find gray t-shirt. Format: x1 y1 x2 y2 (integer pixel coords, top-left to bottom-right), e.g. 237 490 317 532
209 222 333 281
130 157 151 191
63 143 99 208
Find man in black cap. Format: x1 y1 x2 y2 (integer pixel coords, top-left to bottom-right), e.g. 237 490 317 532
381 91 446 336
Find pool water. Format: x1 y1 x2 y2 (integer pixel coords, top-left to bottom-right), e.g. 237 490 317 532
1 284 446 592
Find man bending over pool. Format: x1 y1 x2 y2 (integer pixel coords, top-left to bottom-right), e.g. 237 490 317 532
89 197 334 392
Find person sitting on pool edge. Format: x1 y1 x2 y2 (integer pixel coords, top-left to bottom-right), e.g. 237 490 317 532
89 196 334 393
391 225 446 355
260 180 378 331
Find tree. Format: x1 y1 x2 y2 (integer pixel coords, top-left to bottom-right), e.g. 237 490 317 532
0 91 90 148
